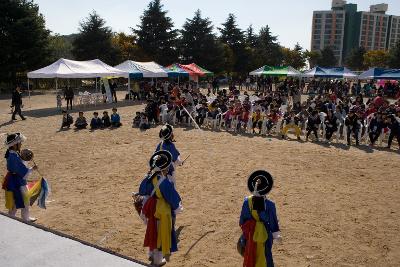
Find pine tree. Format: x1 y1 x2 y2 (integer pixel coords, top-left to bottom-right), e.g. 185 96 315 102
134 0 178 65
254 26 283 67
72 11 119 64
388 41 400 69
246 25 258 48
219 14 248 74
345 47 366 70
318 47 337 67
180 10 224 72
0 0 51 86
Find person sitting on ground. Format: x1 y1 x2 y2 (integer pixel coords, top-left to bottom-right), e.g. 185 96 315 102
60 110 73 129
133 112 141 128
90 112 103 130
139 113 150 130
75 111 88 129
111 108 122 127
102 111 111 128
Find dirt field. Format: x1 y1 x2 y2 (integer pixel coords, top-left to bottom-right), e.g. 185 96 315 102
0 92 399 267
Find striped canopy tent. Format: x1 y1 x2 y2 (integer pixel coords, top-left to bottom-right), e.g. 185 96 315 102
178 63 214 77
302 66 358 79
358 68 400 80
249 66 301 77
166 63 190 78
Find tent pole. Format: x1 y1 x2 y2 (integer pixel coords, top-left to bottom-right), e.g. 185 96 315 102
178 76 180 86
95 78 97 92
56 78 58 94
128 76 131 100
28 78 31 108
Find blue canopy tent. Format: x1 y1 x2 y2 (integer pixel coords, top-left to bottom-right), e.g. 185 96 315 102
358 68 400 80
302 66 358 79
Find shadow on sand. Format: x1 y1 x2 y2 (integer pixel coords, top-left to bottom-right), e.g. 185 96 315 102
22 100 145 119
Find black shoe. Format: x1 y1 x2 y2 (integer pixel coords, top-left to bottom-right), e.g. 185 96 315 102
12 118 17 121
21 117 26 120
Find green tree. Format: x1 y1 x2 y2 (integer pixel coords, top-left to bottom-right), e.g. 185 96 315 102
0 0 51 86
253 26 283 67
218 14 249 74
317 47 337 67
111 32 148 62
304 50 321 68
282 43 306 70
245 25 258 48
363 50 389 68
72 11 119 64
387 41 400 69
134 0 178 65
48 34 74 62
345 47 366 70
179 10 224 72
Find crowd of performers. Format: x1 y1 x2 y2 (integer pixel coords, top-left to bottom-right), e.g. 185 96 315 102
133 124 184 266
130 79 400 150
131 123 281 266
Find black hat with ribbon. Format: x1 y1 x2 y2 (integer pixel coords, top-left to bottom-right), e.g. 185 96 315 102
247 170 274 196
159 124 174 140
149 150 172 172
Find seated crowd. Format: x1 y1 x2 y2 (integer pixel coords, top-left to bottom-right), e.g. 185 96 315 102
133 79 400 151
60 79 400 151
60 107 122 130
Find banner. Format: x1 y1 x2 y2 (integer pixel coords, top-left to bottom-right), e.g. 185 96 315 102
101 78 113 104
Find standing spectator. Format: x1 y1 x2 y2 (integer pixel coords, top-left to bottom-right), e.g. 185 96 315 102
110 79 118 103
64 86 74 110
11 86 26 121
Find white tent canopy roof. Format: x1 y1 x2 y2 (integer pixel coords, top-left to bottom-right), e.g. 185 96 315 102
115 60 168 78
27 58 126 79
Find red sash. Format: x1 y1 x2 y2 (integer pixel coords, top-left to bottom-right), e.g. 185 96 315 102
241 219 257 267
142 196 157 250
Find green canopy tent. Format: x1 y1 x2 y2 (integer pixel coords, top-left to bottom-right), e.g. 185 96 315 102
249 66 302 77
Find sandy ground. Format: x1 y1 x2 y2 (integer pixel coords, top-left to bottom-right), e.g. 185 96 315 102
0 91 399 267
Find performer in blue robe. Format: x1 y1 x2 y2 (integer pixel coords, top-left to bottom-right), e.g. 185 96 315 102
2 133 37 222
138 150 182 266
155 124 182 187
238 170 281 267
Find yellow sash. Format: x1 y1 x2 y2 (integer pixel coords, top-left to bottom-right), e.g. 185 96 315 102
248 196 268 267
153 176 172 256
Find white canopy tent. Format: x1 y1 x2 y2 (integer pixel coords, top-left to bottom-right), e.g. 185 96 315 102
115 61 169 78
28 58 126 79
114 60 169 98
27 58 126 100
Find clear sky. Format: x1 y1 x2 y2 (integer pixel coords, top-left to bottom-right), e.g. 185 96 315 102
35 0 400 50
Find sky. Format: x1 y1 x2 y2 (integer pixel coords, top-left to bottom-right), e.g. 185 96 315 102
35 0 400 50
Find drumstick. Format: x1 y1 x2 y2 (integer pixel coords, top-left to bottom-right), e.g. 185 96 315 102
181 155 190 165
32 159 44 177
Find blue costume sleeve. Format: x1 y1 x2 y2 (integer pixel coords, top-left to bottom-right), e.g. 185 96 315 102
160 179 181 210
7 153 30 179
239 197 252 226
259 199 280 233
138 176 153 196
166 142 180 162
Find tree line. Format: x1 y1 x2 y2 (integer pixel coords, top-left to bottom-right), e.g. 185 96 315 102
2 0 400 88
